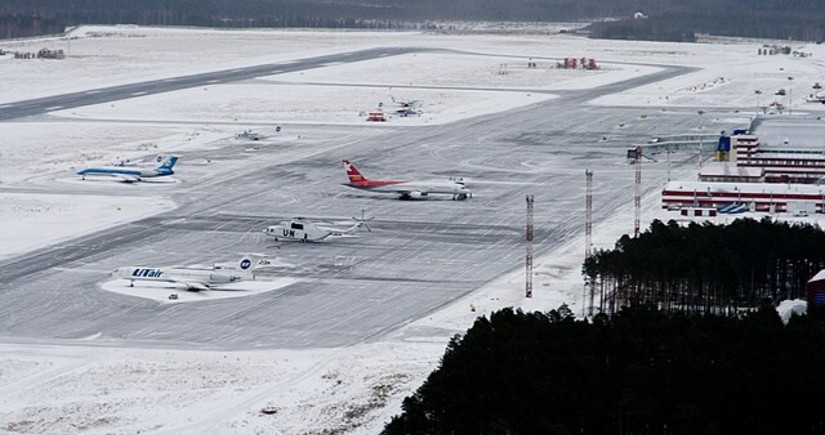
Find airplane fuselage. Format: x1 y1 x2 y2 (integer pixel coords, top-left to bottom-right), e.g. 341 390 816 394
77 166 172 179
114 266 245 290
77 155 178 182
344 180 470 199
341 159 471 200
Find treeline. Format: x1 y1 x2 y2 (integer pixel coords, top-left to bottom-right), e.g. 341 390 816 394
3 0 825 41
383 306 825 435
584 218 825 315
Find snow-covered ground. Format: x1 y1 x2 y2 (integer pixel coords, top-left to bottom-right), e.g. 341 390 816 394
1 25 824 434
0 192 173 261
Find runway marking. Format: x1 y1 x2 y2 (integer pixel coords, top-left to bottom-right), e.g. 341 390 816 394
163 78 178 82
207 79 221 84
270 70 283 74
84 90 101 95
0 104 10 109
45 106 63 111
131 91 148 96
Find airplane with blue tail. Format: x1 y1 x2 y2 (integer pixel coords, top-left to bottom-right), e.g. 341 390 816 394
77 155 179 183
112 256 258 292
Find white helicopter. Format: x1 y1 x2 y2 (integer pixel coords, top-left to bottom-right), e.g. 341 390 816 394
263 214 372 243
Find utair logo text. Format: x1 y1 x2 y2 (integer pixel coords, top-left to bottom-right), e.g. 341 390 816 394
132 268 163 278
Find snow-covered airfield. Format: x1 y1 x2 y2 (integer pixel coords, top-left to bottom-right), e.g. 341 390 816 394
1 24 824 433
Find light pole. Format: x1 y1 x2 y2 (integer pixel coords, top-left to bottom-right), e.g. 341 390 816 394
698 110 705 168
788 76 794 114
755 90 762 115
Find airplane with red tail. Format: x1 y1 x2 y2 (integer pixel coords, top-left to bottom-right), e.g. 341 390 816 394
342 160 471 200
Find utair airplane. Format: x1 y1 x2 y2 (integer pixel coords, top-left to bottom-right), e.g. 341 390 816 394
342 160 471 200
77 155 179 183
263 216 371 243
112 256 258 291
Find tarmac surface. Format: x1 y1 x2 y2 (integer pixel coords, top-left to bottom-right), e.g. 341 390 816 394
0 48 741 349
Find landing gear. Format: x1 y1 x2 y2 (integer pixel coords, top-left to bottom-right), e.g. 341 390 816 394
453 193 469 201
129 280 134 287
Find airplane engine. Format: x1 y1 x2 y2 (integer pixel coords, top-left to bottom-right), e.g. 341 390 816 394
408 191 425 199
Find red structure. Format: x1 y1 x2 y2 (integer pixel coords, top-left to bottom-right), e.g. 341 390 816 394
807 270 825 320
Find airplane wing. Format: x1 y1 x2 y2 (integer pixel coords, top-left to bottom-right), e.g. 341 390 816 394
114 174 142 183
384 184 429 195
176 280 210 292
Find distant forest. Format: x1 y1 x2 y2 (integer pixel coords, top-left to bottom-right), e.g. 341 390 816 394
583 218 825 315
3 0 825 42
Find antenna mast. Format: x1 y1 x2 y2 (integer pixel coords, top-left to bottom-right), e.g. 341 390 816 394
634 146 642 238
585 170 594 316
526 194 535 298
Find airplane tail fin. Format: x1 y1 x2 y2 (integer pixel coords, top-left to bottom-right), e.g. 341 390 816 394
214 256 258 279
156 155 179 170
343 160 368 183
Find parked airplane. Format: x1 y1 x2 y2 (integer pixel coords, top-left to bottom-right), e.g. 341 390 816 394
77 155 179 183
112 256 257 291
341 160 471 200
391 96 422 108
263 216 369 242
805 92 825 103
394 106 422 117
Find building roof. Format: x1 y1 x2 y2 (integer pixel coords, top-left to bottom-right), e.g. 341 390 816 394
699 163 763 178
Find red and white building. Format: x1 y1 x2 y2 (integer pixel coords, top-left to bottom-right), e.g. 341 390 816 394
662 180 825 213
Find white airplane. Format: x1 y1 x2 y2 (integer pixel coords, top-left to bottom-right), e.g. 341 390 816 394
391 96 422 108
394 106 423 117
235 129 264 141
341 160 471 200
77 155 179 183
263 216 368 243
112 256 257 292
805 92 825 103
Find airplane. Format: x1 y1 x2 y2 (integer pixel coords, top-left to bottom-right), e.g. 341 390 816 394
394 106 422 117
263 216 369 243
341 159 471 200
235 129 264 141
391 96 422 108
112 256 258 292
805 92 825 103
77 155 179 183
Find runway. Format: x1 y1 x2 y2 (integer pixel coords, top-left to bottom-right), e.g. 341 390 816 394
0 48 737 349
0 47 421 121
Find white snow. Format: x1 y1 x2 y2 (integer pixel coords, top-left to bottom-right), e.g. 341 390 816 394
0 193 173 261
100 278 298 303
2 24 824 435
777 299 808 323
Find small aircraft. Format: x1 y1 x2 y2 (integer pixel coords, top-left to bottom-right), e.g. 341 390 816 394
77 155 179 183
342 160 471 200
394 106 422 117
235 129 263 141
805 92 825 104
112 256 258 292
263 216 369 243
391 96 422 108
